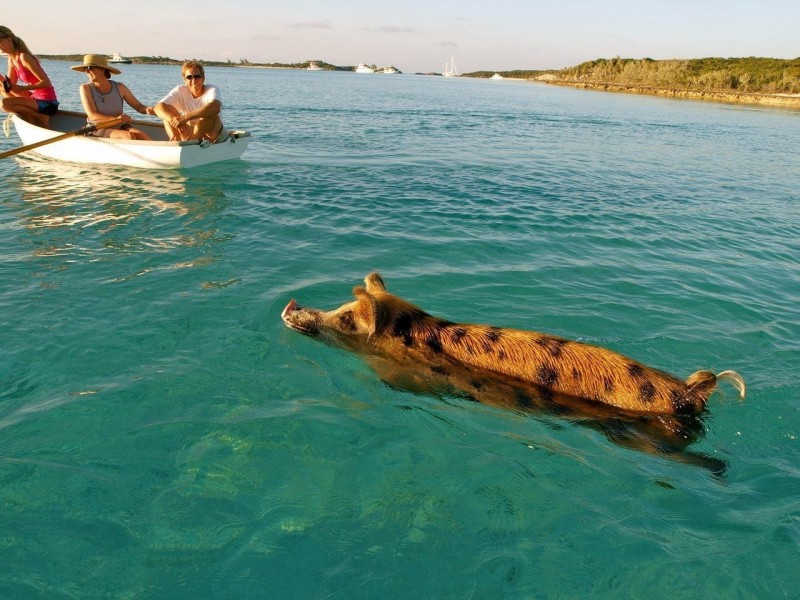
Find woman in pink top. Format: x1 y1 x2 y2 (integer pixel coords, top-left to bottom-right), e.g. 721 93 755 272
0 25 59 128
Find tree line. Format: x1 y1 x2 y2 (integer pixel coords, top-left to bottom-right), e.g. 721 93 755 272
554 57 800 94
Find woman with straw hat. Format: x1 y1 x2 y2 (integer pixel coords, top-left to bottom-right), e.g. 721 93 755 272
0 25 59 128
72 54 154 140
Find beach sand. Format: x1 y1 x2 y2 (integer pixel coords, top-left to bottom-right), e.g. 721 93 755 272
539 78 800 109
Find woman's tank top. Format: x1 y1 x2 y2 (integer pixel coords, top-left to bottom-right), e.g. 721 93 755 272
87 80 124 121
11 54 58 102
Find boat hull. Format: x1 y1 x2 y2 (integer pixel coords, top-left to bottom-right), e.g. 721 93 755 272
10 111 250 169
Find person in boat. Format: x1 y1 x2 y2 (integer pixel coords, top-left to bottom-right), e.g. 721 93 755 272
73 54 154 140
154 61 226 143
0 26 59 128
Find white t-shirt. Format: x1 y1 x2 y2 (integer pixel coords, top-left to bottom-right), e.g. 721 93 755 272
159 84 222 115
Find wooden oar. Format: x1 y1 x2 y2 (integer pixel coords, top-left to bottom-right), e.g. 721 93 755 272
0 116 126 159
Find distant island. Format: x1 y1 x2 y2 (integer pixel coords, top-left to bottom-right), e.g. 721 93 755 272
535 57 800 108
39 55 396 73
469 57 800 108
40 55 800 108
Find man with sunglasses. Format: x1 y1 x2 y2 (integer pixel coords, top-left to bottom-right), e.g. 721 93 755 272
154 61 226 143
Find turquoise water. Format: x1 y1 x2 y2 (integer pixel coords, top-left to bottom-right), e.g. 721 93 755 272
1 62 799 598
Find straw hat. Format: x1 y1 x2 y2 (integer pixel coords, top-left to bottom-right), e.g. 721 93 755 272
71 54 121 75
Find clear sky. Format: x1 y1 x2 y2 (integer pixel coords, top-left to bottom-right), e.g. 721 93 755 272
4 0 799 73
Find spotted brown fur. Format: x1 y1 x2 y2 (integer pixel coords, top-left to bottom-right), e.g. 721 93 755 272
536 365 559 387
281 273 746 417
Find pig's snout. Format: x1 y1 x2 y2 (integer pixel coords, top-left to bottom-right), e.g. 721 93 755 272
281 299 300 321
281 299 320 335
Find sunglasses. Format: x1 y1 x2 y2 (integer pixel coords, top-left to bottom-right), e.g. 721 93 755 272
185 74 204 80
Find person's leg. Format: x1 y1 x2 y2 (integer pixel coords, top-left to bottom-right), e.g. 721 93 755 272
109 127 150 141
128 127 150 141
2 96 49 128
193 114 223 142
155 103 185 141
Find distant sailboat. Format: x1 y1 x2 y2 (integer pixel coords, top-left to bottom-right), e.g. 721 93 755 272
443 56 459 78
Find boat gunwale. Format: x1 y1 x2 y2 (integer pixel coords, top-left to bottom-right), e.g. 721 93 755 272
14 110 251 149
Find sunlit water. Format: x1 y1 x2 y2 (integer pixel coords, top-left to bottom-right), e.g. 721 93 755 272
1 62 799 598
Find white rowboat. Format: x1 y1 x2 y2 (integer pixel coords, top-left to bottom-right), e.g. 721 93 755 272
8 111 250 169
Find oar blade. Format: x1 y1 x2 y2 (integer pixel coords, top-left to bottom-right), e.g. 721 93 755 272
0 116 126 160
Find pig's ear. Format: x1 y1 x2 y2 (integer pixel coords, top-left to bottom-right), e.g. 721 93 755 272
353 286 379 336
364 272 386 293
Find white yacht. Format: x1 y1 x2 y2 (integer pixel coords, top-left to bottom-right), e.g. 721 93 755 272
382 66 399 74
306 62 324 71
108 52 132 65
355 63 374 74
490 73 503 80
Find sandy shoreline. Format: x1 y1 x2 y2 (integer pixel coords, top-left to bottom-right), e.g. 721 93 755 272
540 79 800 109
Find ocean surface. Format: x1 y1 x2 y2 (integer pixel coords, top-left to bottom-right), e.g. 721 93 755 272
1 61 799 599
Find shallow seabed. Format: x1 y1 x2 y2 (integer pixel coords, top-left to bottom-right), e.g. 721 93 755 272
1 63 799 599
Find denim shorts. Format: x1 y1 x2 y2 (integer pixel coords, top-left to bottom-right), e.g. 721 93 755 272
36 100 59 116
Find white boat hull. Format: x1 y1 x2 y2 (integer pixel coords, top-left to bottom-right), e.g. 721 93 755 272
10 111 250 169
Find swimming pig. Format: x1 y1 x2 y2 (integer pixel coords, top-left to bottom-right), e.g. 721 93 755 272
281 272 745 419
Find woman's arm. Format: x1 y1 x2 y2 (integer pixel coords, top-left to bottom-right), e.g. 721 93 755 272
4 55 16 84
14 53 52 93
118 82 154 115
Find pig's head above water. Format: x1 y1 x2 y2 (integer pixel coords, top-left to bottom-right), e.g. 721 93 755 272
281 272 745 418
281 272 398 344
282 272 446 356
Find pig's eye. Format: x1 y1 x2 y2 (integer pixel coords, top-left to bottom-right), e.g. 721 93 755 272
337 312 357 332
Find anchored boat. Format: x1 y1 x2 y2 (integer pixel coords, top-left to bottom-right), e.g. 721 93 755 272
6 111 250 169
108 53 132 65
443 56 459 78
